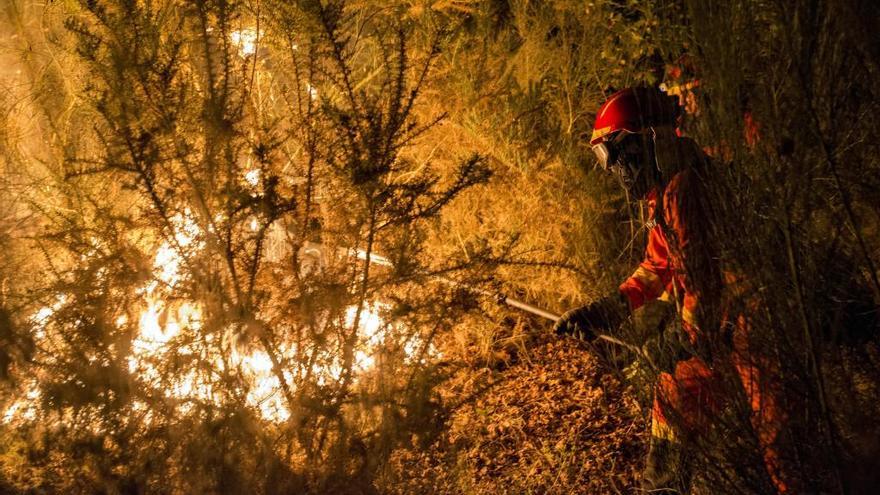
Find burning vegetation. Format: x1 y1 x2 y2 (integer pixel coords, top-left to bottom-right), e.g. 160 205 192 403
0 0 879 493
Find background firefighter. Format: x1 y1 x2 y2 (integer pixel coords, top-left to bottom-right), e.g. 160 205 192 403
554 87 795 493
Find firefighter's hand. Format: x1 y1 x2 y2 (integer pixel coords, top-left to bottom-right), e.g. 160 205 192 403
554 294 628 341
553 306 598 341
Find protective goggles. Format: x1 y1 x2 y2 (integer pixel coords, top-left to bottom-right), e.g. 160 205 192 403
592 142 613 170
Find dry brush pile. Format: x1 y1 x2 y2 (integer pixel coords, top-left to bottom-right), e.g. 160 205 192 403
381 338 644 495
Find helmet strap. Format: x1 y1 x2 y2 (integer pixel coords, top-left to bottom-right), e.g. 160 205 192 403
648 126 684 184
650 127 665 181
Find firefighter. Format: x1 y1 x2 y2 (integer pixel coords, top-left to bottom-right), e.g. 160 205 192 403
554 87 792 493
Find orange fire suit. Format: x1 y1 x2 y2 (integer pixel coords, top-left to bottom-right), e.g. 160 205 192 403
618 167 791 493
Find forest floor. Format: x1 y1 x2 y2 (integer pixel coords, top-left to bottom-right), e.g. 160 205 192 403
383 337 647 494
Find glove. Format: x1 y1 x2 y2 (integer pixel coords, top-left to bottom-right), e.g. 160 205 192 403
554 294 628 341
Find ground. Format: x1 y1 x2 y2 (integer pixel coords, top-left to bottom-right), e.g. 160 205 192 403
383 337 646 494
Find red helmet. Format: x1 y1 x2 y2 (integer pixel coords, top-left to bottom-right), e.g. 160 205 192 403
590 87 680 145
590 87 680 170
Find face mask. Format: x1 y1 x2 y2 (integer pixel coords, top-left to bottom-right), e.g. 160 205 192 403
593 132 655 198
610 158 643 195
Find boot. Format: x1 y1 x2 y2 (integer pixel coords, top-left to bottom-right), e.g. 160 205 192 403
641 436 690 494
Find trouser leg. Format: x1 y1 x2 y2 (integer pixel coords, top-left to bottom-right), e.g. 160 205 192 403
644 357 716 493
